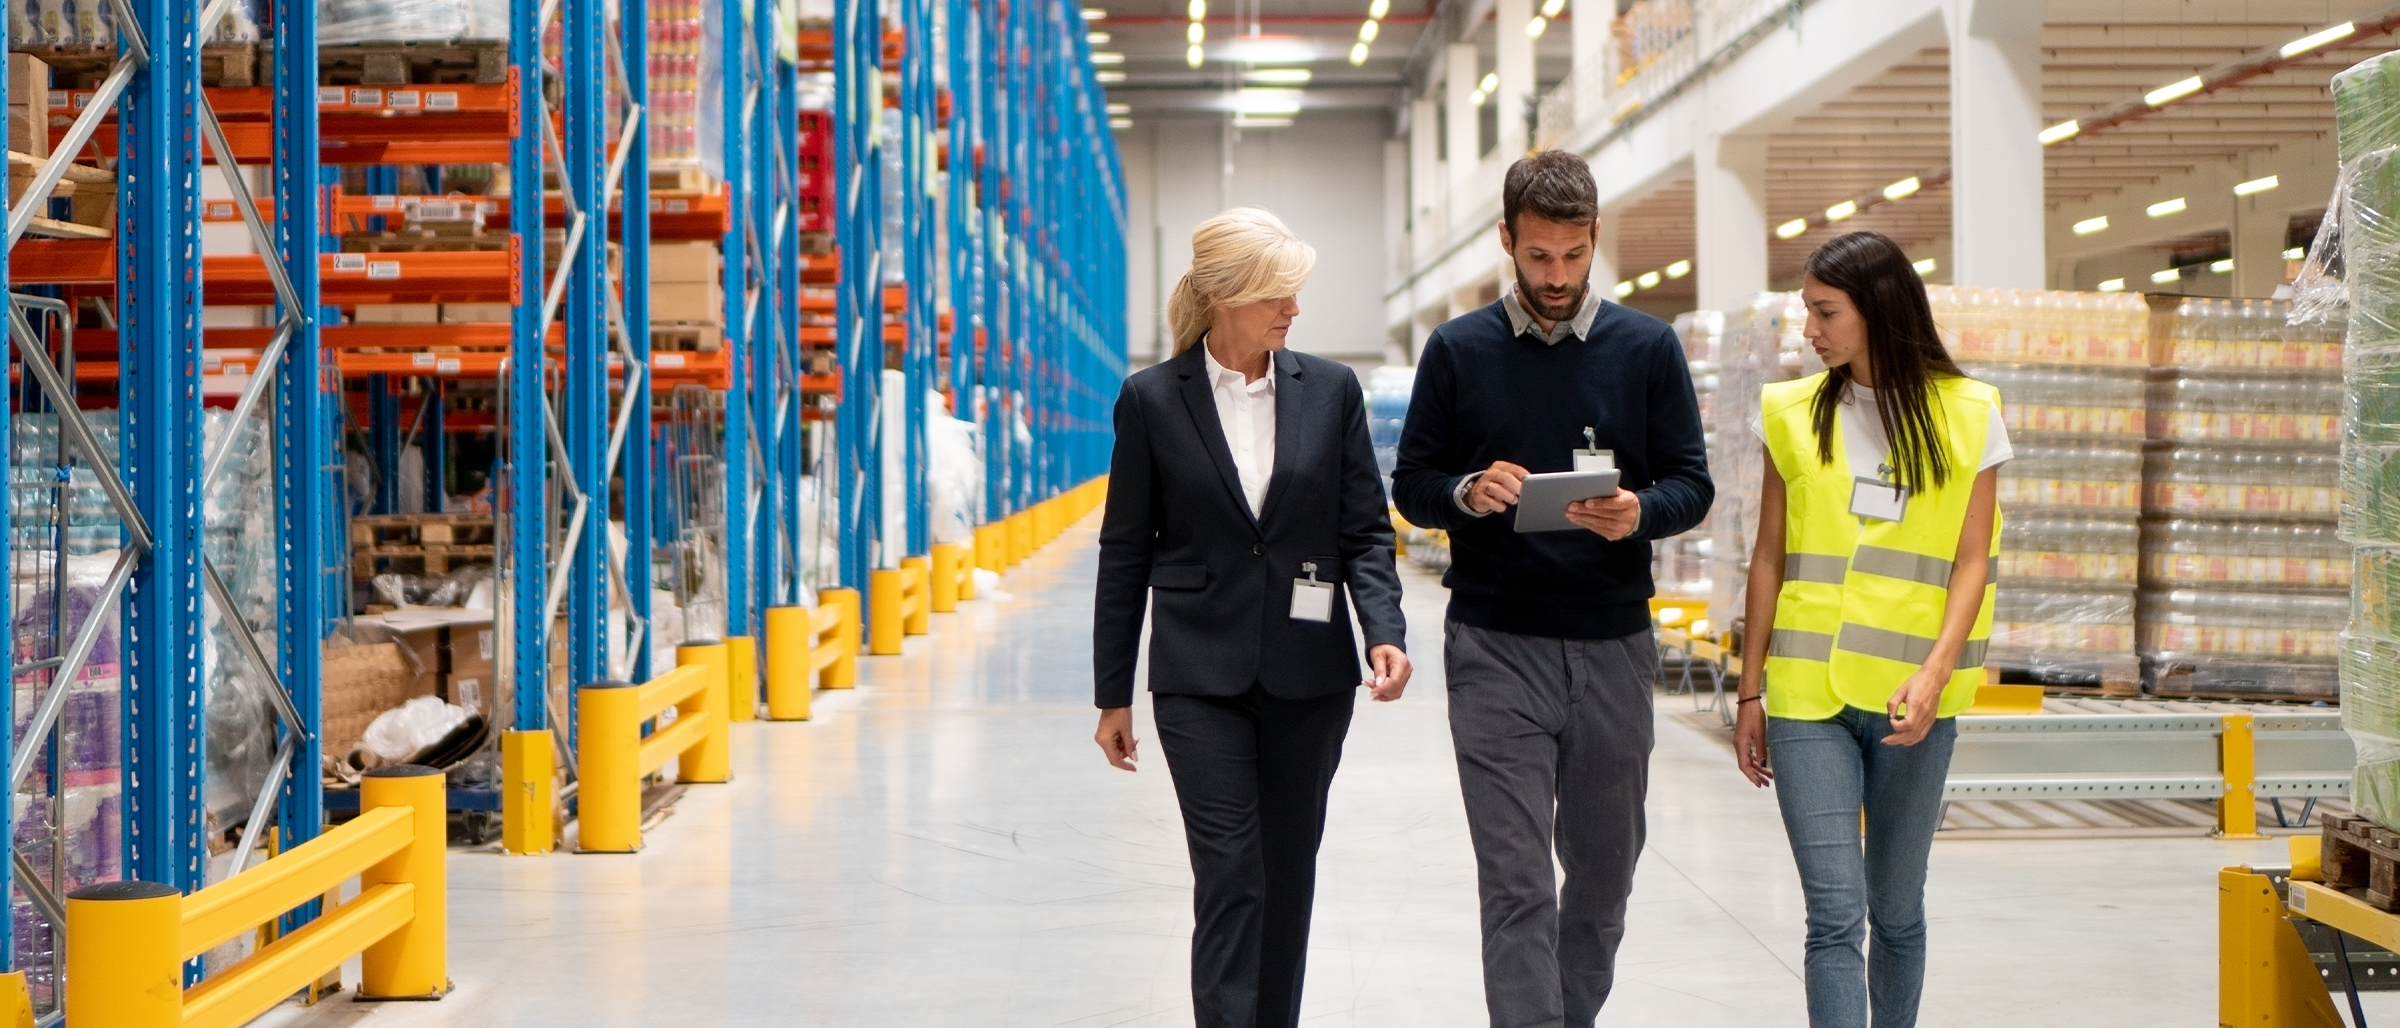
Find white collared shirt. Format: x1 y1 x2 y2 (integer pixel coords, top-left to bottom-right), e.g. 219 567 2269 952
1203 342 1277 518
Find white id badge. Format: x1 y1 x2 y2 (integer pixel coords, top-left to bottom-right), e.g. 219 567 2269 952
1574 427 1615 473
1849 476 1908 522
1291 561 1335 623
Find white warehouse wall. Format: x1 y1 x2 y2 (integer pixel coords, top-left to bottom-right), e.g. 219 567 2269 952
1118 111 1392 368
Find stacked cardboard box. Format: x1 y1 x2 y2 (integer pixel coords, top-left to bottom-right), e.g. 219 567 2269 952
650 240 723 349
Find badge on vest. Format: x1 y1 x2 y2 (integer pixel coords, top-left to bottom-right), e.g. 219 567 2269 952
1850 468 1908 522
1291 561 1335 623
1574 426 1615 474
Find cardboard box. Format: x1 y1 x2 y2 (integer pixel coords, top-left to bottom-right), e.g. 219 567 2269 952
649 281 724 323
9 104 44 160
9 54 47 109
355 303 443 324
649 241 722 285
322 641 424 761
440 302 515 323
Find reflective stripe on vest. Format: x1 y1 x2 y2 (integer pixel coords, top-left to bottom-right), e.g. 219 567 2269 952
1758 371 2002 720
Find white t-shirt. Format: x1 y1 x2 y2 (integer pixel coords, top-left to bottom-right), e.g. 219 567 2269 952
1748 380 2012 479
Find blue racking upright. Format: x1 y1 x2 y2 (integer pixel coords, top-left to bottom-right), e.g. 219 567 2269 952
834 0 885 590
900 0 936 558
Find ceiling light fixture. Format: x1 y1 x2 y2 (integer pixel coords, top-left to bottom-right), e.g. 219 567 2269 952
1087 31 1110 44
1775 218 1807 240
2038 120 2080 145
1369 0 1390 17
1614 281 1636 298
2098 278 2126 292
2282 21 2356 58
1883 177 1920 201
2147 197 2187 218
1912 257 1937 275
2233 175 2280 197
2151 268 2184 284
1246 68 1310 84
1098 70 1126 82
1349 42 1369 65
2210 258 2235 273
1187 22 1204 43
2145 75 2204 107
1091 51 1124 64
1105 102 1130 114
1470 88 1488 107
1825 200 1858 222
1109 118 1132 129
2284 246 2307 261
1082 6 1106 18
1637 270 1662 289
1664 259 1691 279
1184 45 1203 68
1526 16 1546 37
1232 88 1303 115
1233 115 1293 129
2073 215 2109 235
1358 18 1378 42
1187 0 1205 19
1539 0 1564 16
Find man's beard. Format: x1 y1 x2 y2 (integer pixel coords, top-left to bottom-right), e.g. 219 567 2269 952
1515 269 1587 324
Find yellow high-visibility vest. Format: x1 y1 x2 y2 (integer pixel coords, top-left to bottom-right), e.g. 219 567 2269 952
1758 371 2001 720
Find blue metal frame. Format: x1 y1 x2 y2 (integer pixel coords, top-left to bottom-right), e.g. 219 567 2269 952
509 0 552 736
900 0 933 556
121 0 208 892
564 0 609 701
721 0 756 638
623 0 656 681
836 0 884 587
751 0 793 610
273 0 329 899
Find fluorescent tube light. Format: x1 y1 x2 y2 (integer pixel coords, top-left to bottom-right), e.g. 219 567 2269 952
1184 46 1203 68
1359 19 1378 42
1825 200 1857 222
1526 16 1546 37
1912 258 1936 275
2209 259 2234 273
2284 246 2306 261
2233 175 2279 197
1882 177 1920 201
1233 115 1292 128
1082 7 1107 19
1614 280 1636 298
1092 52 1125 64
2151 268 2183 284
2282 22 2355 58
1246 68 1311 84
2098 278 2126 292
1187 21 1204 43
2073 216 2109 235
1479 72 1498 94
1187 0 1205 19
1539 0 1564 16
1109 118 1132 129
1349 42 1369 65
1664 259 1691 280
1099 70 1126 81
2146 197 2187 218
1087 31 1110 44
2038 120 2079 145
1232 88 1303 115
1775 218 1807 240
1636 271 1662 289
1105 102 1129 114
1369 0 1390 17
2145 76 2204 107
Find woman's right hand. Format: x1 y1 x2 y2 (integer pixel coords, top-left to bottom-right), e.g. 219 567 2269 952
1734 701 1772 787
1095 707 1139 772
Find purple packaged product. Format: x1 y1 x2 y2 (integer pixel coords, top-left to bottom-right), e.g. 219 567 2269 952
61 689 114 773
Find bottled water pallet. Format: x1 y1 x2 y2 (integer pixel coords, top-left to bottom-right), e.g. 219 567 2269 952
2144 657 2339 702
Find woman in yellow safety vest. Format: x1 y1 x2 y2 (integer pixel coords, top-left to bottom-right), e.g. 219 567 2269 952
1731 230 2008 1028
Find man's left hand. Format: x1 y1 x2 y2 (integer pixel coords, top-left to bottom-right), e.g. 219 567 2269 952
1565 489 1641 541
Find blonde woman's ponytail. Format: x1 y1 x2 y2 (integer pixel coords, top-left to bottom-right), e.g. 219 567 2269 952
1162 208 1316 359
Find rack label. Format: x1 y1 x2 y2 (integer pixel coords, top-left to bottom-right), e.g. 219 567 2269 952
665 199 690 213
318 86 346 107
222 362 248 376
388 90 422 110
332 254 367 272
44 90 65 110
206 202 234 220
367 260 402 280
435 358 461 375
350 88 383 107
70 92 92 110
655 353 687 369
427 92 461 111
413 353 437 368
371 195 399 210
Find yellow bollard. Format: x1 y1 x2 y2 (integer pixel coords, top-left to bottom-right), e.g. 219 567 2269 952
725 636 759 723
901 556 931 635
975 524 1005 573
1008 512 1031 565
869 569 905 654
359 764 450 999
931 543 962 612
763 606 813 720
501 728 555 855
957 540 977 601
2218 713 2266 840
820 587 860 687
676 642 732 784
66 879 182 1027
0 970 31 1028
575 681 642 853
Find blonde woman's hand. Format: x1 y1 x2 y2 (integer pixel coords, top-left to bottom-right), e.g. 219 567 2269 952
1095 707 1138 771
1365 645 1411 701
1734 700 1772 786
1883 667 1949 747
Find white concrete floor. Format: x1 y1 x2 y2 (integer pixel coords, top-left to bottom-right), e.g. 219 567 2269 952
267 519 2370 1027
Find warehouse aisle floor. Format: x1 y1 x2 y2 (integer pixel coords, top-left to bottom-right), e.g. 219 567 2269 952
270 518 2341 1027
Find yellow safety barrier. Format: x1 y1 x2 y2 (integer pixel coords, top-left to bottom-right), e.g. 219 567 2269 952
764 590 861 718
974 523 1005 573
1007 511 1032 565
817 588 859 687
577 644 731 853
931 542 964 612
66 766 448 1027
900 555 931 635
956 540 977 601
2218 712 2268 840
2220 865 2346 1026
501 728 556 854
726 636 759 723
868 568 905 654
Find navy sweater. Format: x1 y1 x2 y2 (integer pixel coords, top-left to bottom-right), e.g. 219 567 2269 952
1392 298 1714 640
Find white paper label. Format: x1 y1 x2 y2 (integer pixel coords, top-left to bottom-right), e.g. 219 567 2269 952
412 353 436 367
350 88 382 106
479 630 495 659
1573 449 1614 473
387 90 422 110
1850 476 1908 522
332 253 367 272
427 91 460 111
46 90 67 110
367 260 401 280
435 358 462 374
318 86 345 106
1290 579 1335 623
655 353 687 368
206 202 233 219
454 678 482 711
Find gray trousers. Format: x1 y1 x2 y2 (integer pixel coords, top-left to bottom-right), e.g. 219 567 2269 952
1445 620 1658 1028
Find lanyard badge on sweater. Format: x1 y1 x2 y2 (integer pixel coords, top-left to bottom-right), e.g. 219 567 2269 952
1574 427 1614 474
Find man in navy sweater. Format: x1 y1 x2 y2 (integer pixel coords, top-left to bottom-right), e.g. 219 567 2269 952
1393 150 1712 1028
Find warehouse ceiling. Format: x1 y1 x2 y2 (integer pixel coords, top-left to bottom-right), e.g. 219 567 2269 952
1610 4 2399 308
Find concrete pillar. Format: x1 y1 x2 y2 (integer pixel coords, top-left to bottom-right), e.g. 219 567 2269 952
1947 0 2045 288
1571 0 1609 93
1447 44 1479 188
1496 0 1534 159
1410 97 1439 228
2232 193 2289 299
1592 206 1620 295
1695 133 1769 311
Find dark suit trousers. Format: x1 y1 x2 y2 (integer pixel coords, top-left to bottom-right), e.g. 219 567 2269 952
1154 685 1357 1028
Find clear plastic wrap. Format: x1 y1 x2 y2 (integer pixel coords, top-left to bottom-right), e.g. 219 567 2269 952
1706 292 1810 627
2336 51 2400 166
1929 286 2151 367
319 0 509 45
2346 147 2400 348
925 389 984 546
2144 443 2340 518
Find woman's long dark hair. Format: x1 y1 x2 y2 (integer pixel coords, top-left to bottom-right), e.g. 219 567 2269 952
1803 231 1964 494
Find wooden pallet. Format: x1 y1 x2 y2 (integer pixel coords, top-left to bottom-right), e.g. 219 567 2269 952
319 40 509 87
649 164 711 192
2321 814 2400 909
650 323 722 353
352 513 497 550
353 544 496 579
341 231 508 254
26 42 263 88
798 232 836 257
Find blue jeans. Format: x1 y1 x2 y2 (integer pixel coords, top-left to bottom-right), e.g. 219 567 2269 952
1768 708 1957 1028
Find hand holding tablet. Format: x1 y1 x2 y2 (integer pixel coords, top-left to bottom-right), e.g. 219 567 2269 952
1513 470 1622 533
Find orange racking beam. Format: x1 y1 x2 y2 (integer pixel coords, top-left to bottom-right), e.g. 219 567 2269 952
11 242 517 305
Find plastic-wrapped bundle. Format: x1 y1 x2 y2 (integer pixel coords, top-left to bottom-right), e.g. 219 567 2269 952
2147 373 2343 444
2342 631 2400 827
2346 147 2400 348
2142 587 2346 697
2336 52 2400 165
319 0 509 44
2144 518 2349 590
1706 292 1810 627
1932 287 2150 367
2161 297 2346 373
2145 443 2341 519
1977 365 2145 439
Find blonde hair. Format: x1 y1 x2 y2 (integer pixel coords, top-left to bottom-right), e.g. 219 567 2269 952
1165 207 1317 356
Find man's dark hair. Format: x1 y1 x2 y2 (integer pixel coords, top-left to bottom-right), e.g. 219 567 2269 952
1502 150 1598 233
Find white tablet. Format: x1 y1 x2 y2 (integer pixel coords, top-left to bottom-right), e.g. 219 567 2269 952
1512 470 1622 533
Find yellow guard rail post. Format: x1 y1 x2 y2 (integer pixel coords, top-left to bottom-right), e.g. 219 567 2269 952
725 636 759 723
868 568 904 654
2218 712 2268 840
65 765 449 1028
900 556 931 635
930 542 964 611
577 643 732 852
764 592 860 718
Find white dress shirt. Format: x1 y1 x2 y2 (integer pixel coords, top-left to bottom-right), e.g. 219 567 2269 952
1202 342 1277 518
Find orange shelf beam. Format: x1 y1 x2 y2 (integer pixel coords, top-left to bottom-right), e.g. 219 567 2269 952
13 241 518 305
